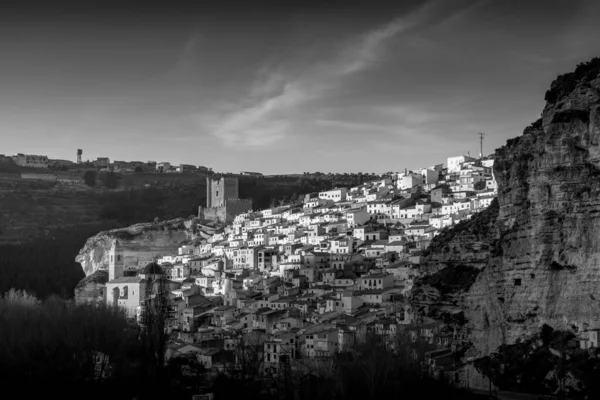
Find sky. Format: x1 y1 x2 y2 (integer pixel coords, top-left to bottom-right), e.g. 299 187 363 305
1 0 599 174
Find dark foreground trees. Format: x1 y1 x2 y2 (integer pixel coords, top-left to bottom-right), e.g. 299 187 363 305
212 334 485 400
0 290 139 399
0 289 189 400
1 290 484 400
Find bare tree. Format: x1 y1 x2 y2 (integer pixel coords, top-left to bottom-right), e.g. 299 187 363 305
139 276 171 387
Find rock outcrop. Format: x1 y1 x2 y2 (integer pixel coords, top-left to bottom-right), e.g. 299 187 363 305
75 218 192 276
74 269 108 304
414 58 600 360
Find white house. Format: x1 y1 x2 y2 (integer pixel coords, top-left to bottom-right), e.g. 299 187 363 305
447 155 476 173
13 153 48 168
345 208 370 227
318 188 348 203
106 277 147 319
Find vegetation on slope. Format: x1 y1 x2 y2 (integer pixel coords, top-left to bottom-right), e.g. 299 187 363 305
421 197 499 258
544 57 600 104
0 224 116 299
238 173 381 210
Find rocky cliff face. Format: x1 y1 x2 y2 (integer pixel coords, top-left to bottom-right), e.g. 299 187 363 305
75 218 192 276
415 59 600 359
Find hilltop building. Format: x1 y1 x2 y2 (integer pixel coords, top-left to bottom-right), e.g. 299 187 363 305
240 171 263 177
12 153 48 168
93 157 110 168
156 162 171 173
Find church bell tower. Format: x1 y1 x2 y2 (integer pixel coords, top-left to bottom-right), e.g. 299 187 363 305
108 239 124 281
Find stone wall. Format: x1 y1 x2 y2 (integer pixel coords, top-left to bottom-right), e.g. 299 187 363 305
199 198 252 224
224 198 252 223
199 205 227 223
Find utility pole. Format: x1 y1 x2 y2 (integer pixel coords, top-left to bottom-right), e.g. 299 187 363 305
478 133 485 159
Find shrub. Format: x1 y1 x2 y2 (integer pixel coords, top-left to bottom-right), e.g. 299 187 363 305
544 57 600 104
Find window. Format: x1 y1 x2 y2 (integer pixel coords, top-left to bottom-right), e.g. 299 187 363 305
514 278 522 286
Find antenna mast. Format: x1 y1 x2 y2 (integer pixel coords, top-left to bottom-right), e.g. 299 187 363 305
478 133 485 159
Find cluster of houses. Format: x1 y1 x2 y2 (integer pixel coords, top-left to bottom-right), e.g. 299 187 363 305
1 151 214 175
87 154 504 385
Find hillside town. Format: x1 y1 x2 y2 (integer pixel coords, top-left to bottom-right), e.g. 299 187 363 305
79 154 500 389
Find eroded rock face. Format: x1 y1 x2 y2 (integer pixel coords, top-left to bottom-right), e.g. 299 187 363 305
469 64 600 355
415 59 600 358
75 218 191 276
420 198 499 275
74 270 108 304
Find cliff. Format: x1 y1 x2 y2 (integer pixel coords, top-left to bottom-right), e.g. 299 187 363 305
471 58 600 354
75 218 192 276
413 58 600 390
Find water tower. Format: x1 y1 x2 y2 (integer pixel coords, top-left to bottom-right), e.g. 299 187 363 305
77 149 83 164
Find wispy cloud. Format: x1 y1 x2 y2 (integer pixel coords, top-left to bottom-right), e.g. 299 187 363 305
313 103 464 143
194 3 437 148
314 119 400 133
169 32 203 80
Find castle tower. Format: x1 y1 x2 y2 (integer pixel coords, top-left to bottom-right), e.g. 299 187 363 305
222 177 239 201
206 175 212 208
208 176 239 207
211 177 225 207
77 149 82 164
108 239 124 281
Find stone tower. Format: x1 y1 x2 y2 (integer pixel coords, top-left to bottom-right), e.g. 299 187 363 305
200 174 250 223
206 175 239 208
108 239 124 281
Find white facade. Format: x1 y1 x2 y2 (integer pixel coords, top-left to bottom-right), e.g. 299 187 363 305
420 168 439 185
346 209 370 227
318 188 348 203
481 159 495 168
447 155 476 173
398 174 421 190
106 278 146 319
